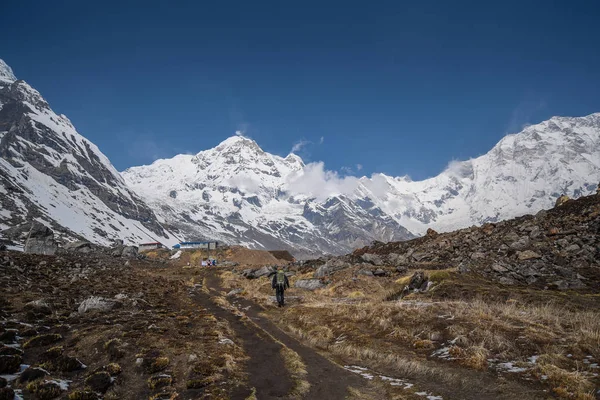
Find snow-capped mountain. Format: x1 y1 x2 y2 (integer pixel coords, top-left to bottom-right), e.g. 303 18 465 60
123 113 600 257
123 136 413 257
0 59 177 246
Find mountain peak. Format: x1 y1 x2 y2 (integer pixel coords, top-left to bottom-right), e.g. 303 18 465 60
0 59 17 82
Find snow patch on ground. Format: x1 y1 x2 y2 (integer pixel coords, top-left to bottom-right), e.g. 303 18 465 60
170 250 182 259
344 365 441 396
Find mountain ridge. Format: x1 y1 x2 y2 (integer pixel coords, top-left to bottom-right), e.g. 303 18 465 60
123 112 600 256
0 59 177 247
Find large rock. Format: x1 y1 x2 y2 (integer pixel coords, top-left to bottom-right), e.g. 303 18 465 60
78 296 117 313
360 253 383 266
121 246 138 258
64 240 93 253
254 266 274 278
314 259 351 278
388 253 409 266
24 222 58 255
294 279 327 290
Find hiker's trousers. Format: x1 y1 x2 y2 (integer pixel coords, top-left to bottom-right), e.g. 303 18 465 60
275 285 285 305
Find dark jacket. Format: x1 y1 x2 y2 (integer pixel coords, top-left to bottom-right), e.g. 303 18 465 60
272 271 290 289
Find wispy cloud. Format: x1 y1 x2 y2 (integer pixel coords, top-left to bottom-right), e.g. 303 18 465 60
506 95 547 134
319 136 324 144
356 164 363 171
291 139 310 153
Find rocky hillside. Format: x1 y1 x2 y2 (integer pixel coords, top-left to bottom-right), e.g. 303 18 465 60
0 59 176 247
124 114 600 257
348 193 600 291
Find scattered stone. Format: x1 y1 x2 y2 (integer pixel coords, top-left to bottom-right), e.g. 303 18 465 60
564 244 581 253
226 288 243 296
373 268 387 277
24 221 58 255
294 279 327 290
517 250 542 261
492 263 509 273
470 252 486 260
509 237 530 250
357 269 374 277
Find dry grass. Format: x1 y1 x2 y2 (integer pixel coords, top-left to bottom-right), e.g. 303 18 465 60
219 267 600 398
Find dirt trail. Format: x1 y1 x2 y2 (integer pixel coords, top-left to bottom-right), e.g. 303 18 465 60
198 270 369 400
191 282 293 399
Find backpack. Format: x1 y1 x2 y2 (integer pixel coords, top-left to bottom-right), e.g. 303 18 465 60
276 270 286 286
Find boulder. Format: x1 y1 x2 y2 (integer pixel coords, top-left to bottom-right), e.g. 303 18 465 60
373 268 387 277
64 240 93 253
395 265 408 274
564 244 580 253
24 300 52 315
426 228 439 237
254 266 274 278
470 252 486 260
121 246 138 258
294 279 327 290
412 252 429 262
357 269 374 276
388 253 408 266
360 253 383 266
78 296 117 313
554 195 570 207
24 221 58 255
314 259 351 278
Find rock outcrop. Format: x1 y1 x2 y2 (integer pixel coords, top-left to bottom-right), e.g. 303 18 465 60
23 222 58 255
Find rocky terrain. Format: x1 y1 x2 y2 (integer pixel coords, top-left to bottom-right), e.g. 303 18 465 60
0 250 248 400
349 192 600 292
217 193 600 400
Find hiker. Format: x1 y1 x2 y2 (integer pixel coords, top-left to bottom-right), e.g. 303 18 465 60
271 266 290 307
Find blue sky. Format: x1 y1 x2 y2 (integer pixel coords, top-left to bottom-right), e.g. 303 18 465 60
1 1 599 180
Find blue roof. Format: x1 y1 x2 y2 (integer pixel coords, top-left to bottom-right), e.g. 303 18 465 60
180 241 217 245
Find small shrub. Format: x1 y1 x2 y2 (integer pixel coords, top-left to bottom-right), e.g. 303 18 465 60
68 390 99 400
23 334 62 349
147 374 172 390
